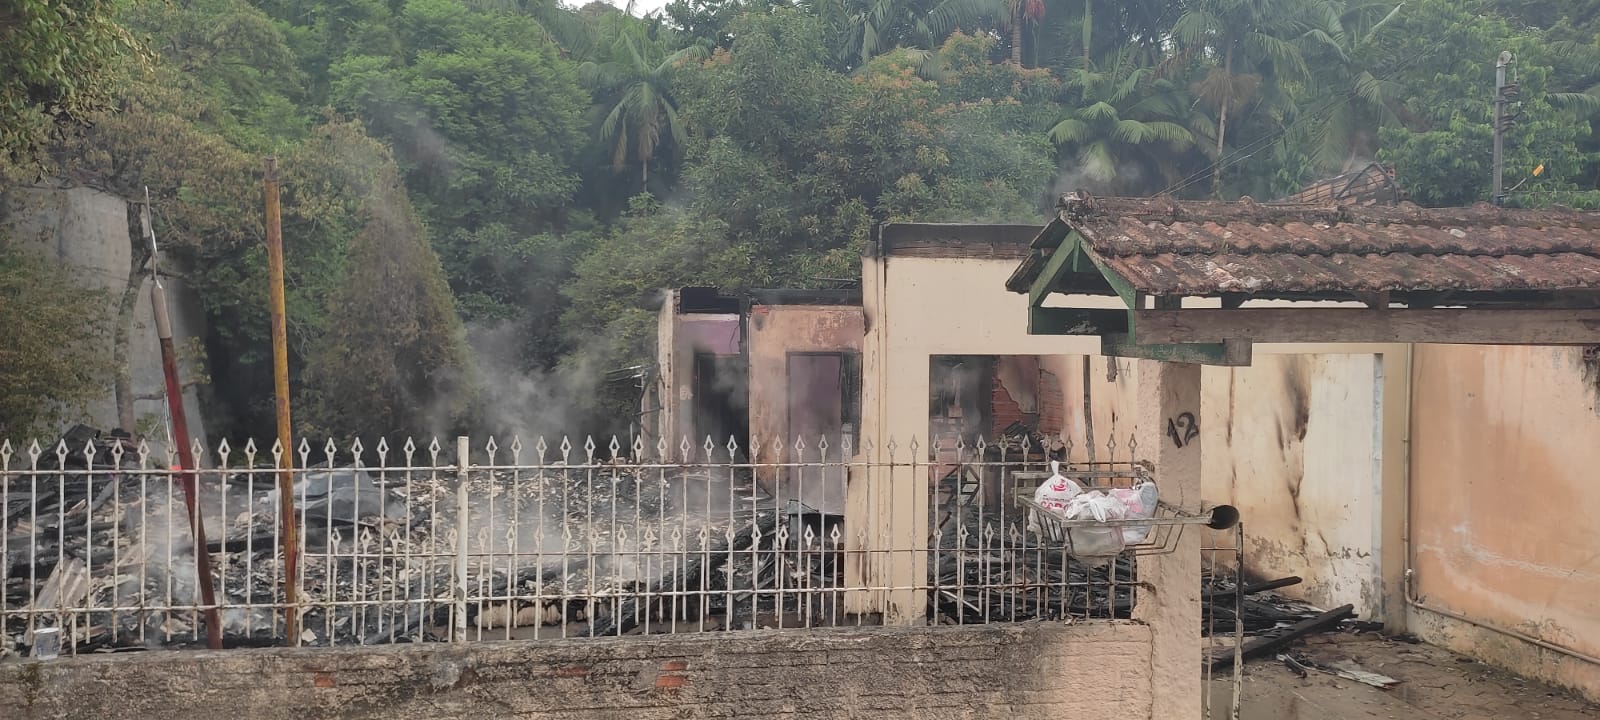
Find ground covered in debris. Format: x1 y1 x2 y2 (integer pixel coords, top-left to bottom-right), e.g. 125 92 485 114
1209 632 1600 719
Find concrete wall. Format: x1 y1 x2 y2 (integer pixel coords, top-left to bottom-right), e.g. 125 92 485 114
0 186 209 444
746 304 863 451
1199 352 1390 618
851 250 1399 620
1408 344 1600 700
747 304 863 514
655 293 742 452
0 623 1156 720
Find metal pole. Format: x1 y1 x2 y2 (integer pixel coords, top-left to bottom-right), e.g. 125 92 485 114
454 436 470 642
143 202 224 650
264 157 301 644
1493 51 1510 206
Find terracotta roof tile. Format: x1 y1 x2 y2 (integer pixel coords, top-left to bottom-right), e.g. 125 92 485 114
1009 195 1600 301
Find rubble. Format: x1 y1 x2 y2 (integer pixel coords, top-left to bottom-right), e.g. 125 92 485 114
3 428 1326 654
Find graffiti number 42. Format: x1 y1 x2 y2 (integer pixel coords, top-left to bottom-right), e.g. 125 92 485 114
1166 412 1199 448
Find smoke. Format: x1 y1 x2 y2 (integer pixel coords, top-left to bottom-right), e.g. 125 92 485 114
420 320 607 448
1051 153 1144 198
425 321 588 444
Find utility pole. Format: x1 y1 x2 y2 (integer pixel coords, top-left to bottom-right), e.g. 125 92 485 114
142 195 224 650
1493 51 1516 206
263 157 301 644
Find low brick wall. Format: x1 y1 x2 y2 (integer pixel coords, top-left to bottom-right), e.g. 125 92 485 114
1 622 1154 719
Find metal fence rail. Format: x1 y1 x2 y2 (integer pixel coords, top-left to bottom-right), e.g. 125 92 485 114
3 431 1242 660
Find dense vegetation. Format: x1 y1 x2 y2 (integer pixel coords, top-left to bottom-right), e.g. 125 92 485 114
2 0 1599 440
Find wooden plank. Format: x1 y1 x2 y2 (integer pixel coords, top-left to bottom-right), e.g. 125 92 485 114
1028 238 1077 308
1101 334 1253 366
1201 575 1303 600
1028 306 1128 335
1135 308 1600 345
1209 604 1356 670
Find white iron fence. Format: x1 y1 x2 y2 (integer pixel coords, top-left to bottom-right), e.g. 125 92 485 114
2 431 1243 660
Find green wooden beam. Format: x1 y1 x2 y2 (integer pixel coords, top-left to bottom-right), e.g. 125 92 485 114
1028 307 1130 335
1027 232 1081 308
1099 334 1254 367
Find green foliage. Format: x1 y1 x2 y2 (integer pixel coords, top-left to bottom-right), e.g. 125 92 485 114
10 0 1600 442
1372 0 1600 207
0 244 114 439
302 169 477 440
1047 49 1202 194
0 0 149 168
580 26 707 188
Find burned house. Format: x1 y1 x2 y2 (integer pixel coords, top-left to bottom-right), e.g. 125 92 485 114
1009 192 1600 703
655 287 864 513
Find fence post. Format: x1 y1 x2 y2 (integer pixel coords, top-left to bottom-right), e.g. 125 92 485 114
454 435 470 642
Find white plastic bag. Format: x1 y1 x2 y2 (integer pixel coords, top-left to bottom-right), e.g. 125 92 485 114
1064 491 1128 562
1032 460 1083 512
1109 482 1160 544
1028 460 1082 537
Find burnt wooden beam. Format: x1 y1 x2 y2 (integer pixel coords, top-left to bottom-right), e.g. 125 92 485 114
1201 575 1303 600
1210 603 1356 670
1135 308 1600 345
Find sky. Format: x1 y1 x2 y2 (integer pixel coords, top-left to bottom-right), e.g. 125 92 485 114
602 0 672 15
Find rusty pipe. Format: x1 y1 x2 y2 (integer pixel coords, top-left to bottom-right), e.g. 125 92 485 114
151 280 223 649
264 157 301 644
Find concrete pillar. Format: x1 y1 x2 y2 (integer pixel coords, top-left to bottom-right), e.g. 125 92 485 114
1376 348 1412 632
1132 359 1203 718
845 250 926 623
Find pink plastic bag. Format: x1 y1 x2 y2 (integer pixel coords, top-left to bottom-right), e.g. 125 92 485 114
1109 482 1160 544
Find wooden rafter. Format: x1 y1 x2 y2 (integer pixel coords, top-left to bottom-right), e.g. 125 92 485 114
1133 308 1600 346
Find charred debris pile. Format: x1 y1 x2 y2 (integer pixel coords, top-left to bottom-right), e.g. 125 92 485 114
5 428 1362 654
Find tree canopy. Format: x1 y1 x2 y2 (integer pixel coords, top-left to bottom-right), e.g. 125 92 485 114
4 0 1600 440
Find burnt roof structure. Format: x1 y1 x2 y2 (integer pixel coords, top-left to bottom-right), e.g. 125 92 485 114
1277 163 1403 206
1007 193 1600 365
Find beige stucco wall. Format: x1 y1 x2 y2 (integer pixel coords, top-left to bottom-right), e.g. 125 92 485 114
1408 344 1600 700
746 304 863 454
653 292 741 455
747 304 863 514
1199 352 1392 617
848 252 1399 618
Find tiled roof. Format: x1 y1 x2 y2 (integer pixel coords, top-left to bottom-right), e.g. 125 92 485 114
1007 195 1600 301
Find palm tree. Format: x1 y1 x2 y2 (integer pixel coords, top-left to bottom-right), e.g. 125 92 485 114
999 0 1045 65
1295 0 1408 171
579 31 707 184
1174 0 1315 196
813 0 993 69
1047 51 1200 193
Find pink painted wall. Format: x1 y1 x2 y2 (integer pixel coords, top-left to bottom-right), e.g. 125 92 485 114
1410 345 1600 699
